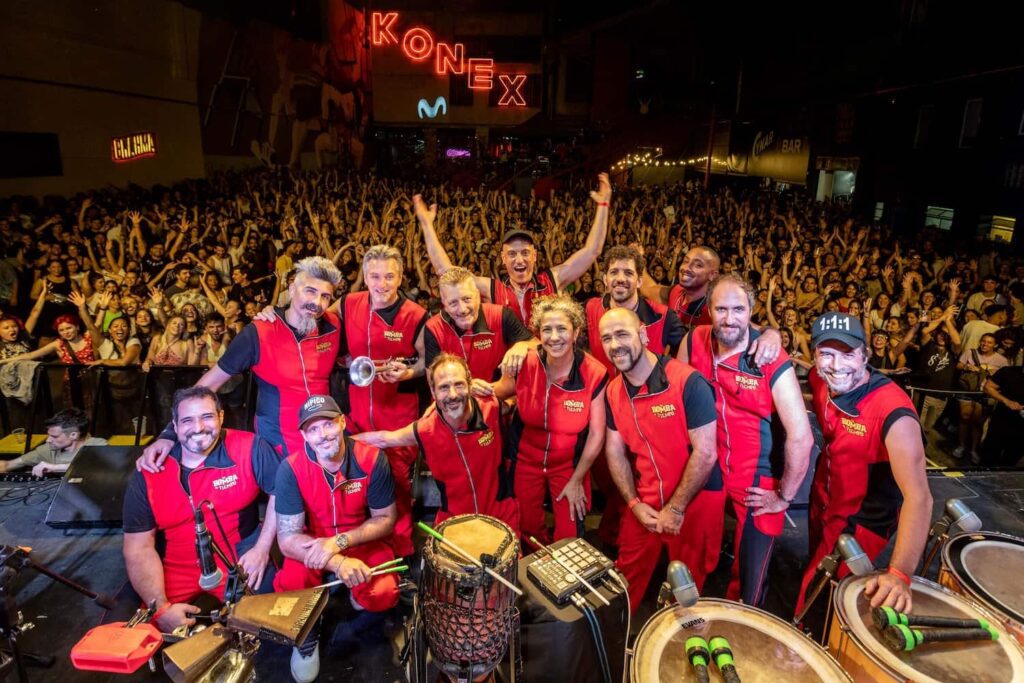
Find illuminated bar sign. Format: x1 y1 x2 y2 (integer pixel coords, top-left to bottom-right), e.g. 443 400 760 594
372 11 527 106
111 132 156 163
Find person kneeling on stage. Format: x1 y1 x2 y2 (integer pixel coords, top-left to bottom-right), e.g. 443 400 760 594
599 308 723 611
354 353 520 532
274 394 399 683
794 313 932 619
122 387 280 633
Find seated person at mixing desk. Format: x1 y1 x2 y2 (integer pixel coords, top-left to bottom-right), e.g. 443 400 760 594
0 408 106 477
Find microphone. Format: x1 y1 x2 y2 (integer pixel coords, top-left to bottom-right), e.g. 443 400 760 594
667 560 699 607
837 534 874 576
685 637 711 683
708 636 742 683
946 498 982 533
872 606 991 631
883 624 999 652
194 507 223 592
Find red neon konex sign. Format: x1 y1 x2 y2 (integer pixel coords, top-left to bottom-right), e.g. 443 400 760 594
372 11 526 104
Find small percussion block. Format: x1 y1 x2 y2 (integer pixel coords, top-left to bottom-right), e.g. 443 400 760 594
71 622 162 673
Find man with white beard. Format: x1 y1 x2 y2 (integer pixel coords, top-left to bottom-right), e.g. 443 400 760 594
794 312 932 619
139 256 345 462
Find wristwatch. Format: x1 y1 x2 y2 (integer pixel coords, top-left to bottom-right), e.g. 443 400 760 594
334 533 350 551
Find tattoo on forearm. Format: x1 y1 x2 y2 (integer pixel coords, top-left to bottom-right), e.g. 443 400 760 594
277 513 304 538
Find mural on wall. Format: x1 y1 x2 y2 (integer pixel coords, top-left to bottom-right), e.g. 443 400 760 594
198 1 370 169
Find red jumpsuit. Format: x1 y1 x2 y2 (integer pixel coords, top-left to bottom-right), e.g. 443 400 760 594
605 356 724 611
793 369 918 617
413 394 519 532
423 303 532 382
508 349 608 542
668 286 711 334
272 438 399 612
489 268 557 327
584 295 684 545
343 292 426 557
687 325 794 606
132 430 278 604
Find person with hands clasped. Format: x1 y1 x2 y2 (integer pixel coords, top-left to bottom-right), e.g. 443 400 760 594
599 307 722 611
794 312 932 619
272 395 399 683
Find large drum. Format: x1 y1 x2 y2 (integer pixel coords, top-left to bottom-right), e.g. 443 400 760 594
940 531 1024 645
829 574 1024 682
630 600 852 682
420 514 520 682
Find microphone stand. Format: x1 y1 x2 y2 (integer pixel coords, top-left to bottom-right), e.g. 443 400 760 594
198 502 251 606
0 545 117 682
920 514 954 579
793 550 840 628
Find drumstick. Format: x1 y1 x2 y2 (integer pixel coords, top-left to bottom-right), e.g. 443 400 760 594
311 565 408 591
417 521 524 596
370 558 405 572
527 536 611 607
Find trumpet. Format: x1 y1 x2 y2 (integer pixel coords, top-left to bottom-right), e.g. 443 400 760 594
348 355 418 387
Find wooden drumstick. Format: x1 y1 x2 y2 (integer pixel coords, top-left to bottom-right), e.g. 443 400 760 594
417 522 524 596
528 536 611 607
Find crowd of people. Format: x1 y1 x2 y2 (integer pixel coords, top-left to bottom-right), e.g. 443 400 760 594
2 167 1022 463
2 166 1023 681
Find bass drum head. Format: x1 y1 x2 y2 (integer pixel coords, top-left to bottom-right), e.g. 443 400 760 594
834 575 1024 683
631 600 851 682
942 531 1024 625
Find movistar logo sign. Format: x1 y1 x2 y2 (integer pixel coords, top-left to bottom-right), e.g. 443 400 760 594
418 96 447 119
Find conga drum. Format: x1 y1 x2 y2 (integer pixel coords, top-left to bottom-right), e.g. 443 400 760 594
829 575 1024 682
420 514 520 682
940 531 1024 645
630 600 852 682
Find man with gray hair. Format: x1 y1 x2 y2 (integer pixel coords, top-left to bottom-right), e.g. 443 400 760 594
140 256 345 461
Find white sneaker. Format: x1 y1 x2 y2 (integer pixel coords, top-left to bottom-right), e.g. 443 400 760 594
952 446 965 459
290 643 320 683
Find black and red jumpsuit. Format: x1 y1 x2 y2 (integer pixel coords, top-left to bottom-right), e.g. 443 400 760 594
793 369 918 616
413 394 519 532
423 303 532 382
605 356 724 611
343 291 426 557
490 268 557 327
272 437 399 612
687 324 794 606
507 348 607 542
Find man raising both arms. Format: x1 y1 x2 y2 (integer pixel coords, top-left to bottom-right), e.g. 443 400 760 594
415 173 612 326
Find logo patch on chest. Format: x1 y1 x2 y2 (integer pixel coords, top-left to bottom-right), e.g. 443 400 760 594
478 431 495 447
563 399 585 413
735 375 760 391
841 417 866 437
212 474 238 491
316 341 333 353
383 330 404 342
472 338 493 350
650 403 676 418
340 479 363 494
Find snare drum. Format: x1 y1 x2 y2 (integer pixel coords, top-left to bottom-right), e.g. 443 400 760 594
940 531 1024 645
421 514 520 682
829 575 1024 682
630 599 852 682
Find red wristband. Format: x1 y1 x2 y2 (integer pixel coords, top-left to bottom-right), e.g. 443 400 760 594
151 601 171 623
627 497 641 511
596 202 609 207
887 566 912 585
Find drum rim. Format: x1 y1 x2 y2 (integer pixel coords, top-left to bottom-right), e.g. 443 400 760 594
426 513 519 573
941 530 1024 624
630 599 853 682
833 574 1024 680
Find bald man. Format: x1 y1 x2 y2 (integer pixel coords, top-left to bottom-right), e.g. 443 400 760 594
641 245 720 334
599 307 724 610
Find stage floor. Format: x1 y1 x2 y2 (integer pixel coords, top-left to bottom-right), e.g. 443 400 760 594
3 470 1024 682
